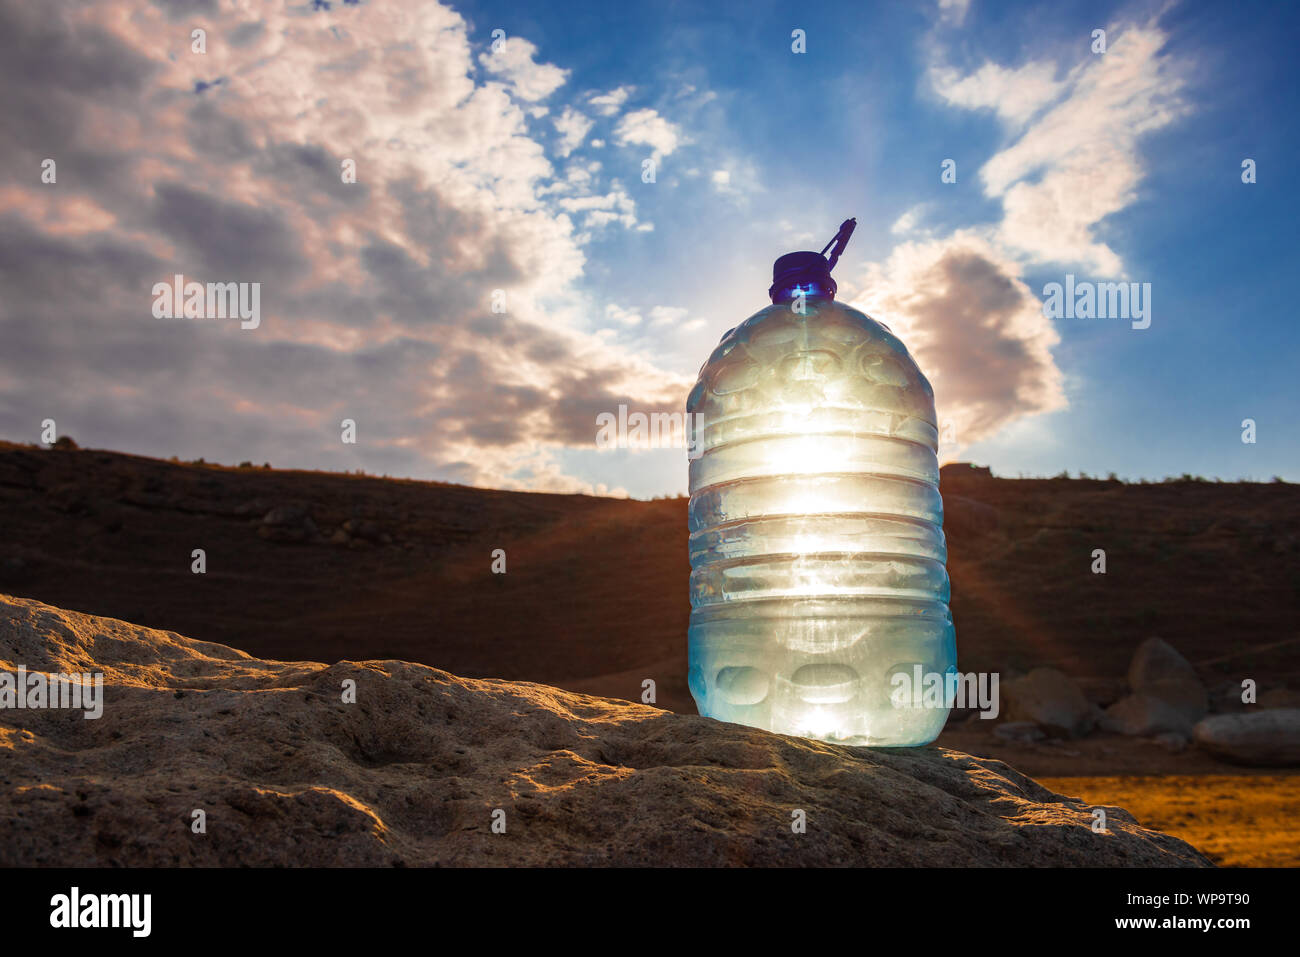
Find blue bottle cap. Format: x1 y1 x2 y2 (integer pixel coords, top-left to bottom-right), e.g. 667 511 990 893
768 218 856 304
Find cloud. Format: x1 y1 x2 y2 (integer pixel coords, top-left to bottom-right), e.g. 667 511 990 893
929 60 1066 127
890 204 928 236
557 188 640 232
478 35 568 101
0 0 688 494
850 17 1190 453
848 234 1065 452
613 108 682 159
553 106 593 157
587 85 633 116
939 21 1190 274
604 304 643 327
937 0 971 26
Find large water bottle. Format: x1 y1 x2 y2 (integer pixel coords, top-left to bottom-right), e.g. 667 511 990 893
686 219 956 746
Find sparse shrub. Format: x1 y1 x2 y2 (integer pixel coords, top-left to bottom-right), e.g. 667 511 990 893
51 435 78 450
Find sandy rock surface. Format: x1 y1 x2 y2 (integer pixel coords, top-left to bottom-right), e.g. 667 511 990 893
0 595 1210 867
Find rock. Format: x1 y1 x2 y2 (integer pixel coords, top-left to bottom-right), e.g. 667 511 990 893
0 594 1210 867
993 721 1046 744
1003 667 1096 738
1193 711 1300 767
1259 688 1300 710
1101 693 1193 736
262 505 308 526
259 505 319 543
1126 637 1207 725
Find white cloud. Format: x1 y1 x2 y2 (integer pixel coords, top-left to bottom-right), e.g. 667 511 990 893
930 60 1066 127
553 106 593 157
479 36 568 101
890 205 927 235
587 86 633 116
557 189 640 231
937 0 971 26
941 21 1190 274
605 303 643 327
614 108 682 158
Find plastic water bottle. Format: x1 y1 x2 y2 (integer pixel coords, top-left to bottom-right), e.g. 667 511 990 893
686 219 956 746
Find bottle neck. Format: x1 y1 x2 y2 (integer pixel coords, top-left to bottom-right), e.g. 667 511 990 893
771 279 836 304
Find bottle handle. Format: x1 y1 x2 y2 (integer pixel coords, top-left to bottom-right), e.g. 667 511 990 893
820 217 857 273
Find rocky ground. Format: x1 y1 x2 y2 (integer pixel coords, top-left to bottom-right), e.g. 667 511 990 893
0 595 1209 867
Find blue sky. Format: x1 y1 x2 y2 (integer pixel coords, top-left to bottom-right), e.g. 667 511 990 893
1 0 1296 497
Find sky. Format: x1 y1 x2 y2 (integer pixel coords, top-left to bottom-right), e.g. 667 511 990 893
0 0 1296 498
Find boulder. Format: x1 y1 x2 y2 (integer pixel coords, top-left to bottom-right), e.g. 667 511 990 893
1101 693 1193 737
259 505 318 543
1003 667 1096 738
0 594 1209 867
1127 637 1207 725
1193 711 1300 767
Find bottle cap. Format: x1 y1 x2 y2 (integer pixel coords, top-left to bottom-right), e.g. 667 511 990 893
768 218 856 304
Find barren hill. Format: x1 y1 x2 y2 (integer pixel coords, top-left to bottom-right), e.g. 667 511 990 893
1 441 1297 717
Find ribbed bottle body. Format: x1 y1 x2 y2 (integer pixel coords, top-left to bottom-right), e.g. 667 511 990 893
686 298 956 746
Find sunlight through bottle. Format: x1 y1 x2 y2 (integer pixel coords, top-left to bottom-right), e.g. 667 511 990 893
686 218 956 746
